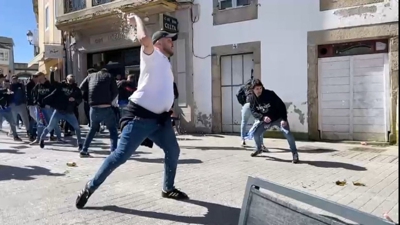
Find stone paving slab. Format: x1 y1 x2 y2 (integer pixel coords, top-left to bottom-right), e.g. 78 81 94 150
0 130 398 225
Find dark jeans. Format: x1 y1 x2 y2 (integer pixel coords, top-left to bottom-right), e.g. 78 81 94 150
88 118 180 192
81 107 118 153
0 110 18 138
64 107 79 133
41 110 83 145
84 102 90 126
36 107 62 141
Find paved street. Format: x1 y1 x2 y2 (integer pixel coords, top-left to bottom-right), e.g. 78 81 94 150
0 127 398 225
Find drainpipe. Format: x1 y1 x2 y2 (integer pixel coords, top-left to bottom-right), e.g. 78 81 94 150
62 32 68 78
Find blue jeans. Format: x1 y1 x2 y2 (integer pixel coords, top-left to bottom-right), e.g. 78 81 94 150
36 107 62 141
40 110 82 145
88 118 180 192
241 103 265 143
0 110 18 138
253 119 298 154
81 107 118 153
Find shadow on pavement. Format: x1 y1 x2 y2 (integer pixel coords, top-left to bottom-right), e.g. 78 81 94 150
188 134 226 138
0 165 64 181
45 147 151 157
132 158 203 164
84 199 240 225
264 156 367 171
271 147 337 154
180 146 247 151
0 149 25 154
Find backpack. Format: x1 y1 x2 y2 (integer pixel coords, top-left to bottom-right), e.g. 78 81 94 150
236 69 253 105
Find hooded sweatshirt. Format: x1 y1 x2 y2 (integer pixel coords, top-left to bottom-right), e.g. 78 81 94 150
32 80 54 108
42 71 82 113
26 79 36 106
9 82 26 105
248 89 288 122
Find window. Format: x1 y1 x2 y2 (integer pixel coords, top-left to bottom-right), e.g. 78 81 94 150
45 5 49 30
318 39 389 58
64 0 87 13
0 49 9 62
218 0 250 10
92 0 114 7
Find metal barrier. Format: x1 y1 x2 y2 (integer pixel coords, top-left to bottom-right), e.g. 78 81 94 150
238 176 396 225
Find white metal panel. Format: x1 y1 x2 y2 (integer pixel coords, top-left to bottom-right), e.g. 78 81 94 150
221 54 253 133
318 56 351 140
221 86 233 131
243 54 253 81
352 53 387 141
318 53 389 141
232 55 243 85
221 56 232 86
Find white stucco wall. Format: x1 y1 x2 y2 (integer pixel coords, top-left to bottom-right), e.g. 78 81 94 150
192 0 398 133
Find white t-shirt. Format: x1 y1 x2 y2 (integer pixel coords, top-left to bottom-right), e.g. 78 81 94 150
128 47 174 114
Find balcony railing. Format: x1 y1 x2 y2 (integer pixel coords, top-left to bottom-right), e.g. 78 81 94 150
92 0 114 7
64 0 86 13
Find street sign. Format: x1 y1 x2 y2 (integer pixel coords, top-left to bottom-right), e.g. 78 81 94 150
161 14 179 33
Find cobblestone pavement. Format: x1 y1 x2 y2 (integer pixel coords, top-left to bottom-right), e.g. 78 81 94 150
0 127 398 225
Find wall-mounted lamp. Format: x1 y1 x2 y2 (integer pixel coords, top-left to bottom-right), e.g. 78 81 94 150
26 30 34 45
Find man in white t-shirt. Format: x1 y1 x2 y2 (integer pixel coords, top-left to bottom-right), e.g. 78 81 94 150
75 13 188 209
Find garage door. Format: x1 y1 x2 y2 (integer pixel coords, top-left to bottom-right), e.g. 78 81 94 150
318 53 389 141
221 54 253 133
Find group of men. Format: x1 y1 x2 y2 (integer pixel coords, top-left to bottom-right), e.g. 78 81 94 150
0 66 139 155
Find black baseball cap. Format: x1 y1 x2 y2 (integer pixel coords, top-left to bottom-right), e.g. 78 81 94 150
152 31 178 44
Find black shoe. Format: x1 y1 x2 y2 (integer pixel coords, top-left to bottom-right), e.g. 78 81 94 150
13 136 22 142
292 153 299 164
50 136 57 141
75 181 94 209
161 189 189 200
79 152 91 158
251 150 262 157
78 144 83 151
64 132 72 137
39 140 45 149
29 136 36 142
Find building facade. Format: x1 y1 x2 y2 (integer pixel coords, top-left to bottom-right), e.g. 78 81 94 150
0 36 15 78
29 0 65 79
56 0 195 127
192 0 399 143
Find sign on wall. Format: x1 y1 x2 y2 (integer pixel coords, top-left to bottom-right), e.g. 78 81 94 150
160 14 179 33
89 29 136 45
44 45 64 59
0 48 10 65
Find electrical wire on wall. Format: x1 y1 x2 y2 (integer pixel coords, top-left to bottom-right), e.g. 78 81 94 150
190 3 212 59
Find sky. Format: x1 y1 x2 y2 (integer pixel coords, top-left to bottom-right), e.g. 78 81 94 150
0 0 36 63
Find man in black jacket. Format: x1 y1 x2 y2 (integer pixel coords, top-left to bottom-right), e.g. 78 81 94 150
38 71 83 149
63 74 80 136
0 85 22 141
248 79 299 163
26 75 38 141
79 68 118 157
9 75 31 137
30 71 62 144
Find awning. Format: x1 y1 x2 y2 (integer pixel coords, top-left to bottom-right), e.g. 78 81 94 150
28 52 43 68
